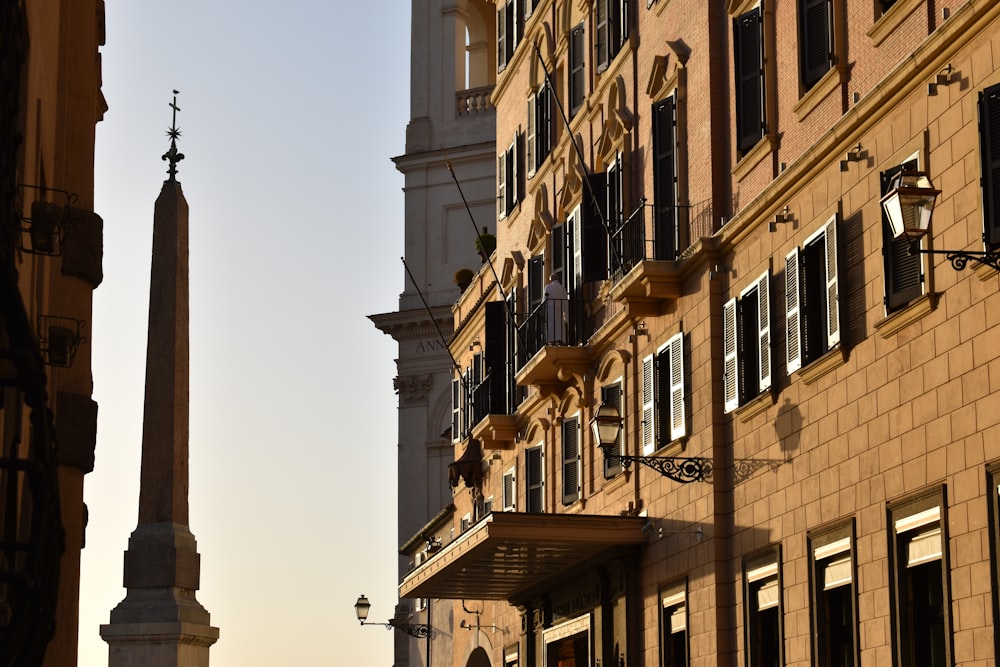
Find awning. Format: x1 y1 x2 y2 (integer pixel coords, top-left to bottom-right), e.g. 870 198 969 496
399 512 648 601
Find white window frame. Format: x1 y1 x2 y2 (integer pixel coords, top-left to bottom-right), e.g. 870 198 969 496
723 270 771 413
502 466 517 511
786 214 839 374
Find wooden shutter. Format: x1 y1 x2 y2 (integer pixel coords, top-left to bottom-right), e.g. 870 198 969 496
666 332 686 441
526 93 536 177
502 467 516 511
655 347 668 447
823 216 840 348
785 248 802 374
734 8 764 155
755 271 772 392
723 297 740 412
538 82 551 163
497 5 507 72
583 172 609 282
526 446 544 513
979 84 1000 247
570 25 585 116
484 301 508 415
497 151 507 220
528 254 544 313
882 165 923 310
452 377 461 441
799 0 831 88
641 354 655 454
653 95 677 260
569 206 583 293
561 417 580 505
596 0 610 72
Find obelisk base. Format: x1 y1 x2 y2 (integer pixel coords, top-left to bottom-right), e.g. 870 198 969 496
100 621 219 667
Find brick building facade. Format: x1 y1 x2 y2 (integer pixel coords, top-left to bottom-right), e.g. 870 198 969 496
397 1 1000 666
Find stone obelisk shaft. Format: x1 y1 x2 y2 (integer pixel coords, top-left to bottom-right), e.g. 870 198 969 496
100 174 218 665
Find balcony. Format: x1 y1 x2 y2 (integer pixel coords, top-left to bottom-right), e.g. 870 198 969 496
514 298 591 391
456 86 495 116
469 373 519 449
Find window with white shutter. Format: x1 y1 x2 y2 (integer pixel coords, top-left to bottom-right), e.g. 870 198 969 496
786 215 840 374
641 354 655 455
723 270 772 413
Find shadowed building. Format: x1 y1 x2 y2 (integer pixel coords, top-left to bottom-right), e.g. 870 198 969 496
100 97 218 666
0 1 106 664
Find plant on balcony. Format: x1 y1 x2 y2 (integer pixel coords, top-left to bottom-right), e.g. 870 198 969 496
474 227 496 262
455 268 475 292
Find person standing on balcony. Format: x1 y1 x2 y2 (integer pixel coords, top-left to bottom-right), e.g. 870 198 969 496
544 274 568 344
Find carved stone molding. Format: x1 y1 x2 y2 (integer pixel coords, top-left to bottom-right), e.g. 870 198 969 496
394 374 433 405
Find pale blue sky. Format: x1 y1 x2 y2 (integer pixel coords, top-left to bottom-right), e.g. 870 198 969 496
80 2 408 665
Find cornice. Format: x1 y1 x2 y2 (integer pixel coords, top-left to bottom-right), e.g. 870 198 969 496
369 306 454 342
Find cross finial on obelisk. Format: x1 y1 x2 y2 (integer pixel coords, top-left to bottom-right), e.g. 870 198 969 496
162 90 185 180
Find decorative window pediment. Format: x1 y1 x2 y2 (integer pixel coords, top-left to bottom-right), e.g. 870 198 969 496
596 77 632 165
646 40 690 101
526 183 554 254
557 156 588 220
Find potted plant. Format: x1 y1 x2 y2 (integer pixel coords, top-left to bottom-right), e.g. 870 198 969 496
474 227 496 262
454 268 475 292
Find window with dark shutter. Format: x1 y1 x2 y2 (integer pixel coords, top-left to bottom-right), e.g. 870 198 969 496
502 467 516 511
882 161 923 312
979 83 1000 248
601 383 622 478
653 95 678 260
799 0 831 89
570 24 585 117
526 446 544 513
528 254 544 314
561 417 580 505
582 172 609 283
734 8 764 156
484 301 509 415
551 223 565 287
497 5 507 72
595 0 610 72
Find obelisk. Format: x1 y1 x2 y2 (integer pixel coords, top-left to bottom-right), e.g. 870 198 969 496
100 92 219 666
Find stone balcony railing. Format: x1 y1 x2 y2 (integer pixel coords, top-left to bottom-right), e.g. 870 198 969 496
456 86 495 116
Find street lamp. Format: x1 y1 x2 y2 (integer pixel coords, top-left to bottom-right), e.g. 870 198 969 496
881 169 1000 271
589 403 712 484
354 595 430 639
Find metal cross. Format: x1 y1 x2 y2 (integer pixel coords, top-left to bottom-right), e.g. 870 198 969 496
162 89 185 180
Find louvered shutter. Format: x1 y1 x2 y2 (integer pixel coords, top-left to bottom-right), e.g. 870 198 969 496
503 467 516 511
979 84 1000 247
538 83 551 163
823 216 840 348
734 8 764 154
484 301 508 415
882 165 923 310
561 417 580 505
497 151 507 220
723 297 740 412
452 377 461 441
526 446 544 513
653 96 677 260
526 94 536 177
583 172 609 282
655 347 669 447
570 206 583 293
667 332 686 441
641 354 655 454
786 248 803 374
570 25 585 115
755 271 772 391
596 0 610 72
799 0 831 88
528 254 544 313
509 138 520 211
497 5 507 72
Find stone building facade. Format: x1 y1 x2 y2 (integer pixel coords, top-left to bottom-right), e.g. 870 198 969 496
0 0 106 664
398 1 1000 666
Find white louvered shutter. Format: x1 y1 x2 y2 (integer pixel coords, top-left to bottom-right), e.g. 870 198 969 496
667 332 685 441
641 354 656 454
723 297 739 412
823 215 840 348
755 270 771 391
785 248 802 374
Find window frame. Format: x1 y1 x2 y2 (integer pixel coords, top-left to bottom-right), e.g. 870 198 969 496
723 270 772 413
798 0 833 90
744 549 783 667
653 93 679 260
808 523 859 667
661 581 689 667
641 331 686 454
595 0 630 73
525 443 545 513
882 158 925 313
600 380 623 478
786 214 840 375
978 82 1000 248
569 23 586 117
502 465 517 511
887 491 952 667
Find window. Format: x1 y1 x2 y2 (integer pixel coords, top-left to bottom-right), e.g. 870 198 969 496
799 0 832 89
525 444 544 513
451 365 477 441
527 83 552 177
888 493 950 667
561 416 581 505
544 616 589 667
882 159 924 312
640 331 686 454
653 94 678 260
786 215 840 374
497 0 522 73
505 645 519 667
569 24 586 117
809 525 858 667
744 551 782 667
988 466 1000 661
551 223 565 286
724 271 772 412
978 82 1000 248
595 0 629 73
498 134 522 220
661 583 688 667
502 465 517 511
734 7 765 156
600 382 623 478
606 153 626 276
